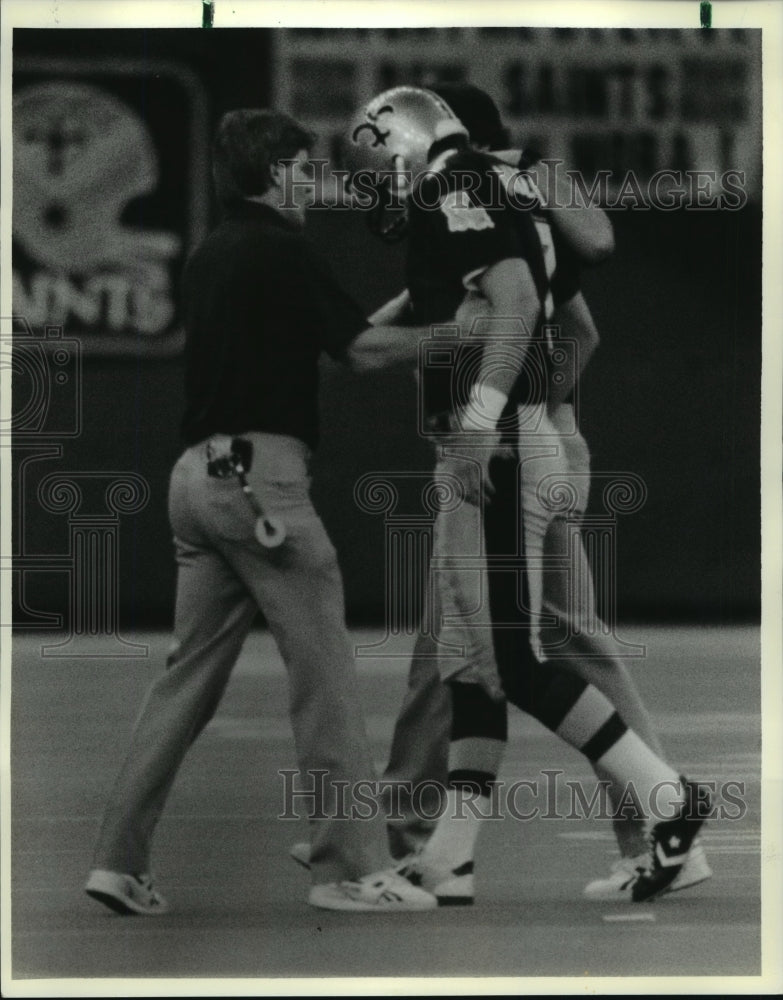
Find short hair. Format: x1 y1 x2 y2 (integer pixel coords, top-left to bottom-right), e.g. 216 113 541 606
212 109 316 206
429 83 510 150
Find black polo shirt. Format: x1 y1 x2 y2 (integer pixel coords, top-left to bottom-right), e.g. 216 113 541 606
180 200 368 449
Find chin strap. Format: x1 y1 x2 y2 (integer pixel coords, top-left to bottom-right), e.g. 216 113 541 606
367 201 409 242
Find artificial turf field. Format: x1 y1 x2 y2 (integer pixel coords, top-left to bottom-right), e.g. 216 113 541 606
6 624 775 993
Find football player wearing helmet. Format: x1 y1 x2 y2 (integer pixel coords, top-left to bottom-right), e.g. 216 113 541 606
341 86 711 904
372 83 711 900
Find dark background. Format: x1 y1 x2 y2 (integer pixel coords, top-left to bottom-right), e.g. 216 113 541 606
11 29 761 628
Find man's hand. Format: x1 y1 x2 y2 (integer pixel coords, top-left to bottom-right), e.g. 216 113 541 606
434 411 516 504
345 321 428 371
489 149 614 264
439 440 501 506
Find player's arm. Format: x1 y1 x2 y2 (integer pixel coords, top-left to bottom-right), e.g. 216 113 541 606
494 149 614 264
453 257 540 430
547 291 600 408
538 167 614 264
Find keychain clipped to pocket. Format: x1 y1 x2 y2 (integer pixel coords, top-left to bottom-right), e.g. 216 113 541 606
231 438 287 548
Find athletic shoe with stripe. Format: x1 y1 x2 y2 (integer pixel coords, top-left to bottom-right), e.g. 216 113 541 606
85 869 169 915
309 870 437 911
289 841 311 870
291 841 474 907
632 779 713 902
395 855 475 906
583 839 712 900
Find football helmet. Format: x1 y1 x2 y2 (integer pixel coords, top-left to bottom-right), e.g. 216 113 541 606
345 86 468 241
13 80 179 275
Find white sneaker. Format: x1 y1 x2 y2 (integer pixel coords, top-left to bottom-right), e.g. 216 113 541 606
85 869 169 915
293 840 474 906
583 840 712 900
289 841 311 870
664 840 713 893
309 870 437 912
395 855 475 906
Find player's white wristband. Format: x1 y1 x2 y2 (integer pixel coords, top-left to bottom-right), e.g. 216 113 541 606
458 384 508 431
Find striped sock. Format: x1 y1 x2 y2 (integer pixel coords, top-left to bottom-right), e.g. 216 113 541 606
421 787 488 869
556 686 683 817
421 683 506 868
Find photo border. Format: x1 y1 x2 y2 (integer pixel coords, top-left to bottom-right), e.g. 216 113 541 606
1 1 780 997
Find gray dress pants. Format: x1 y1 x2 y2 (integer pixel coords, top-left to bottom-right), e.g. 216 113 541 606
92 432 388 886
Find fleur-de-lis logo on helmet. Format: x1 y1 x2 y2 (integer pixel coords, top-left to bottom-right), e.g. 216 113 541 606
351 104 394 148
346 86 467 179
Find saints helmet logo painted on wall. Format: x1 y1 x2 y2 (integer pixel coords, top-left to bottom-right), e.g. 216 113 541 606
13 81 181 339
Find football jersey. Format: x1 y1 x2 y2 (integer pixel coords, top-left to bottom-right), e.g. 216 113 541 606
407 146 580 418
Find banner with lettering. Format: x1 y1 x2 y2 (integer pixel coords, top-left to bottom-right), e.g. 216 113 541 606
273 27 761 206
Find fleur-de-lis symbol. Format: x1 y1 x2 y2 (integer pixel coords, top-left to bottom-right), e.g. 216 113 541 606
352 104 393 147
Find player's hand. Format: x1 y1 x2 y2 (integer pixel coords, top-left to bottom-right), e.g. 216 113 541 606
438 416 516 504
439 447 496 505
440 442 517 505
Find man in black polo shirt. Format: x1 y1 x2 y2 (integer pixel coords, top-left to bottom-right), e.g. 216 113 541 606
85 109 437 914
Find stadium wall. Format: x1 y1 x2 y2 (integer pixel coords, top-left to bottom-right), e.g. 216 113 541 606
10 28 761 628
